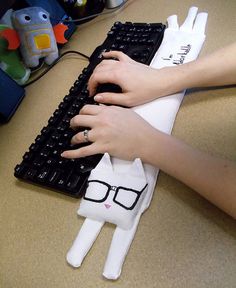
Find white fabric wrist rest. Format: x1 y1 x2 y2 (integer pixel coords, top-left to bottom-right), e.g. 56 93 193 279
67 6 208 280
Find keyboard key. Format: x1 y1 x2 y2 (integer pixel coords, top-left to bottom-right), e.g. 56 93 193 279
48 169 61 184
24 168 37 180
66 173 81 190
37 168 50 182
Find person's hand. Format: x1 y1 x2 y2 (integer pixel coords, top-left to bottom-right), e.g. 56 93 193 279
87 51 176 107
61 104 158 161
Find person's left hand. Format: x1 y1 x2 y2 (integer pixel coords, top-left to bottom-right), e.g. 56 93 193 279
61 104 158 161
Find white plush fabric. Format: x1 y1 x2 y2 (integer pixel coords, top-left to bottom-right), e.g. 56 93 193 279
67 7 208 280
78 153 148 230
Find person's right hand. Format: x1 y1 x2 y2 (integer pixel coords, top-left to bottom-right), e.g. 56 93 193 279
88 51 178 107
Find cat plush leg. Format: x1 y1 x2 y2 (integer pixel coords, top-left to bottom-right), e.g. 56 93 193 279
66 218 104 267
102 165 158 280
103 214 141 280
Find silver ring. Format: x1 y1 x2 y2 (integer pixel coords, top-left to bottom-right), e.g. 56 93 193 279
83 129 90 142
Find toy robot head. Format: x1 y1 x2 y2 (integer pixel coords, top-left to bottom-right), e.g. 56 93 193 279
12 7 51 30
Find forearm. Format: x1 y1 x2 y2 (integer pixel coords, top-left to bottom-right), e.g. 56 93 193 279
159 42 236 95
185 42 236 87
143 131 236 219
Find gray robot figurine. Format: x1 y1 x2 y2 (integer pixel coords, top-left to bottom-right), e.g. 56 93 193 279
11 7 67 68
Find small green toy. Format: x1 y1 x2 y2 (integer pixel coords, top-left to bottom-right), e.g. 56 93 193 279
0 24 30 85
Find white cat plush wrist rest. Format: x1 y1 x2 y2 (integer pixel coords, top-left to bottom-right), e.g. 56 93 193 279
67 6 208 280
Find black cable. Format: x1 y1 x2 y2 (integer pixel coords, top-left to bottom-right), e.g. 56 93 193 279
23 50 90 88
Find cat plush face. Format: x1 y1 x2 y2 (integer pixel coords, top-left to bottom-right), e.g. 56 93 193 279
78 153 148 230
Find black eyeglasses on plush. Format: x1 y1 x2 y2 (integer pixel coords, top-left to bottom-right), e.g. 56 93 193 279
84 179 148 210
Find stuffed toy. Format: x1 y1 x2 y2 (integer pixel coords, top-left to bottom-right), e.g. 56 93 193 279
11 7 68 68
66 7 208 280
0 24 30 85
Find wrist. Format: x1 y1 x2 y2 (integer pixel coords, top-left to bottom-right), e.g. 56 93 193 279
153 65 191 97
140 129 185 174
139 128 169 167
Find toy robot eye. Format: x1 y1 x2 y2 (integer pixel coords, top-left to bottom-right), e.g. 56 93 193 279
38 11 48 21
19 14 31 23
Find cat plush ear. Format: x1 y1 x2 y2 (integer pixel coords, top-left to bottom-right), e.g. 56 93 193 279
129 158 146 180
93 153 113 172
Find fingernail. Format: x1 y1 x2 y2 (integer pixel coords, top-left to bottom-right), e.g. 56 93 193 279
94 95 102 101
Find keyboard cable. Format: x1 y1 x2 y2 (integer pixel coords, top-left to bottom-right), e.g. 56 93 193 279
23 50 90 88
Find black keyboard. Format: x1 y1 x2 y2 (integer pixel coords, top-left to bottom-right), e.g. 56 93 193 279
14 21 165 198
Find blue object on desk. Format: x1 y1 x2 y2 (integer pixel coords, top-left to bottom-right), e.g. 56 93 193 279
0 68 25 122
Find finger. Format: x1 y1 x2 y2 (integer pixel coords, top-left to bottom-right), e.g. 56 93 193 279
102 51 131 62
61 143 101 159
88 70 119 96
180 6 198 31
70 114 96 129
96 59 119 68
79 104 104 116
70 129 94 145
167 14 179 30
94 92 132 107
192 12 208 34
91 60 119 76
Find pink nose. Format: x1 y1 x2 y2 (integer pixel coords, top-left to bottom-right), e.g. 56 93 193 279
104 204 111 209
